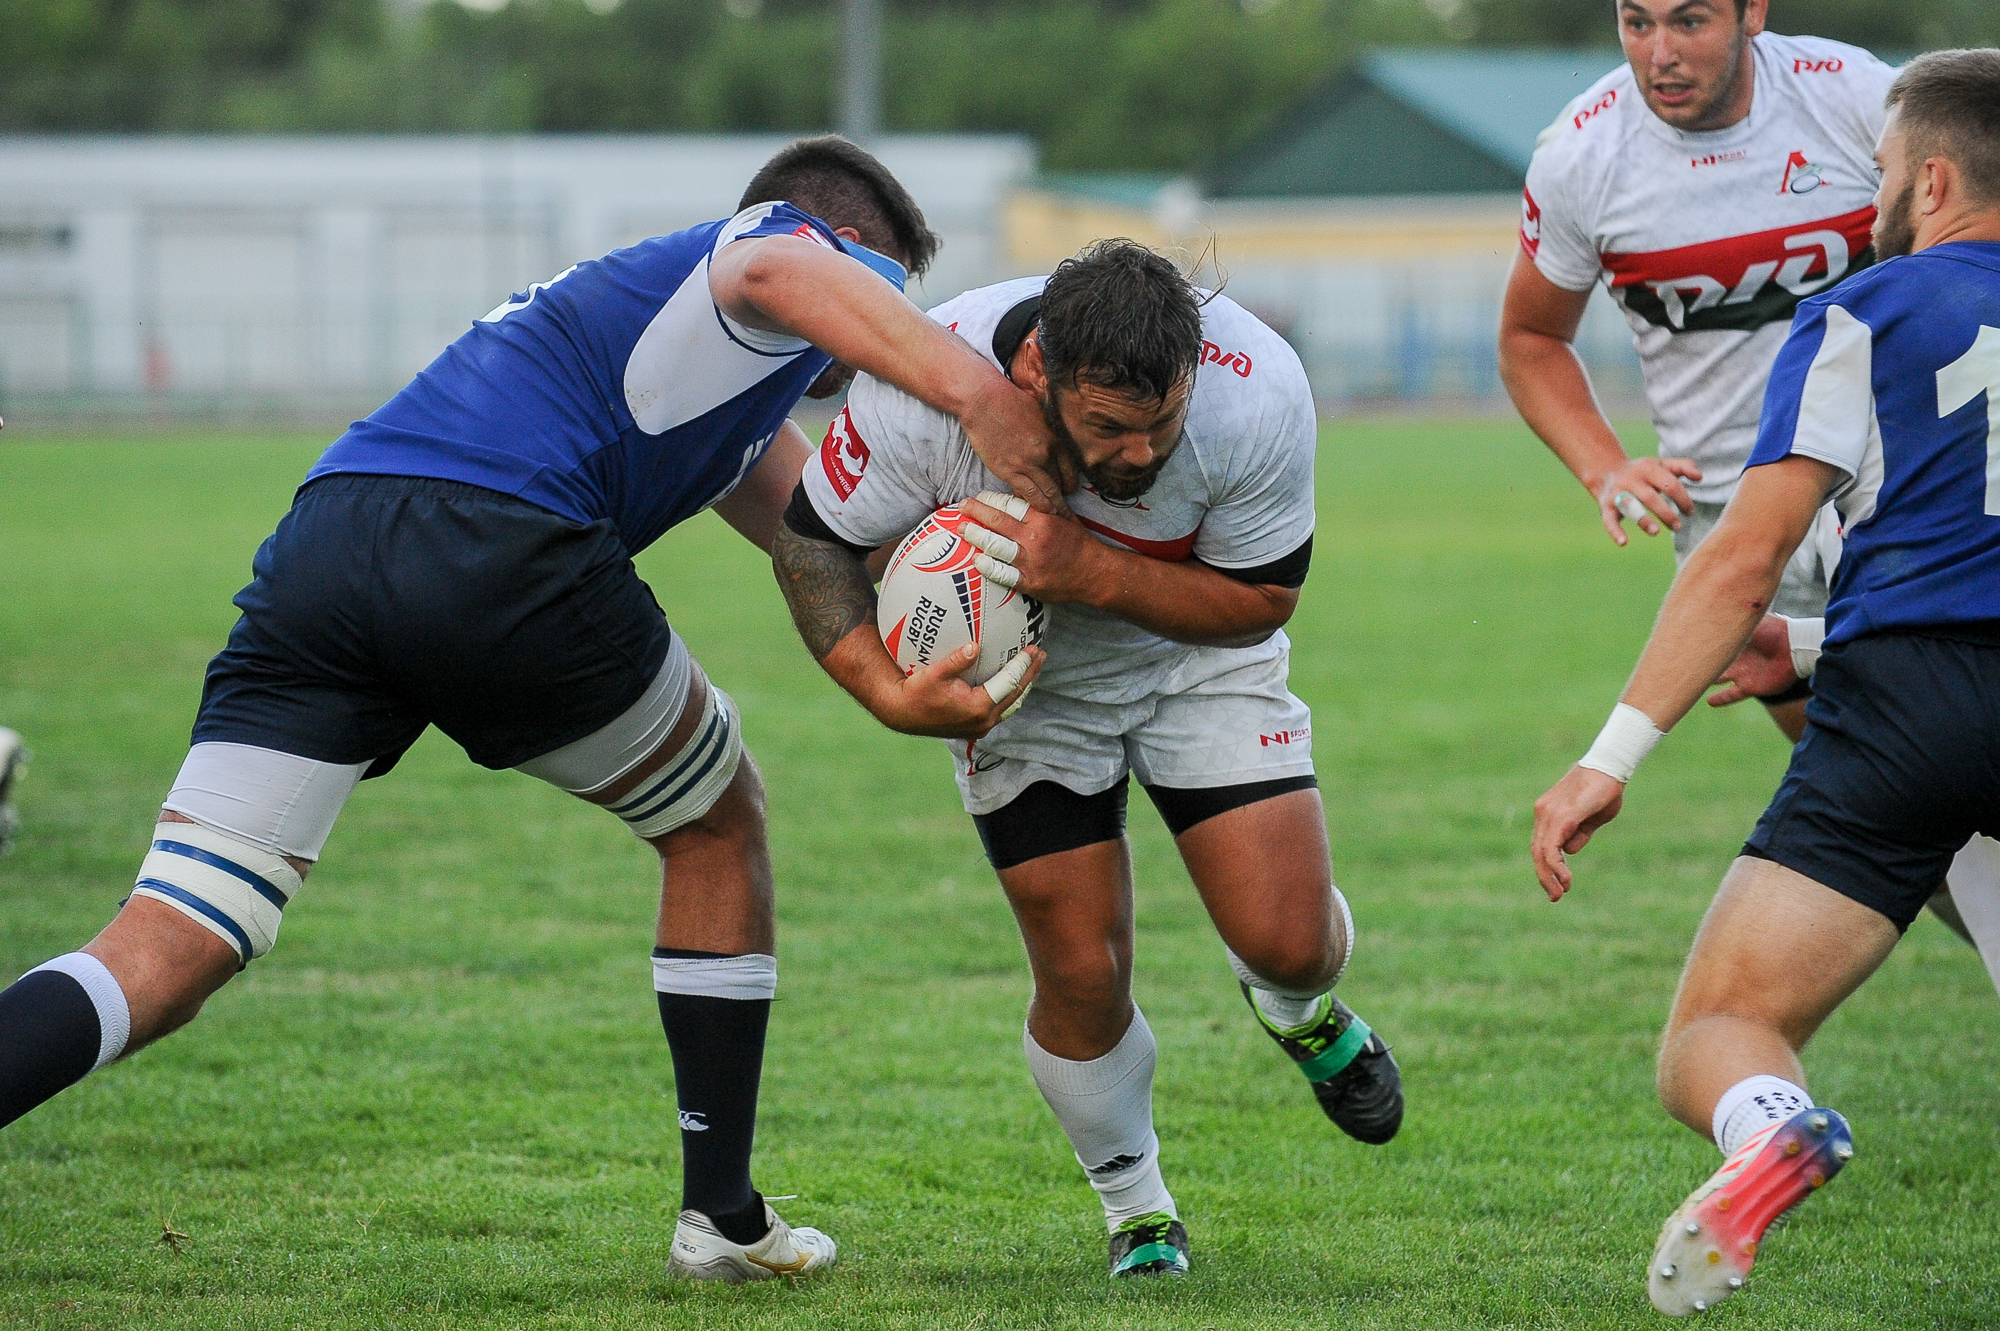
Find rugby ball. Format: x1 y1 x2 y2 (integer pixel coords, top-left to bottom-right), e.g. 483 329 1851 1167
879 504 1046 686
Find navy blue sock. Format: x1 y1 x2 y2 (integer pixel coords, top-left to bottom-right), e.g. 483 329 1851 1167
0 970 103 1129
655 947 771 1245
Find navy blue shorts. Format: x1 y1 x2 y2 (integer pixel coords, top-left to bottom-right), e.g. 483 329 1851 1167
1744 629 2000 930
193 475 673 776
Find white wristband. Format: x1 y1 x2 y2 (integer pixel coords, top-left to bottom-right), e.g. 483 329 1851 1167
1577 702 1664 784
1782 615 1824 679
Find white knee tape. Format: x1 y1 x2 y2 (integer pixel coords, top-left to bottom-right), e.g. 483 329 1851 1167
130 820 301 965
608 686 744 840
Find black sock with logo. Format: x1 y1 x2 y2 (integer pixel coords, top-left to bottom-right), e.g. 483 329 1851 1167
655 946 771 1245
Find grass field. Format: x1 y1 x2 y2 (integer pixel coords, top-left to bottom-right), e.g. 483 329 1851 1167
1 421 1995 1330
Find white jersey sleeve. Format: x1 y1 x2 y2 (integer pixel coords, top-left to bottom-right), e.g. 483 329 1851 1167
1187 336 1317 574
1522 76 1624 293
799 373 976 549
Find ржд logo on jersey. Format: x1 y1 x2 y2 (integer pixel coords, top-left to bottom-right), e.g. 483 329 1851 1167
1202 340 1252 377
820 406 870 500
1600 206 1876 333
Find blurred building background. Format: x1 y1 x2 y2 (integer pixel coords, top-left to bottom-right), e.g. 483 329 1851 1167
0 135 1029 423
0 0 1985 426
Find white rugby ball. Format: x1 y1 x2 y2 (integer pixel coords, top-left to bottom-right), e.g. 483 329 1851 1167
879 504 1046 686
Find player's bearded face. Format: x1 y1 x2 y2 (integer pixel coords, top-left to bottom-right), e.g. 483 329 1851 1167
1042 378 1192 503
1873 177 1918 259
805 361 858 399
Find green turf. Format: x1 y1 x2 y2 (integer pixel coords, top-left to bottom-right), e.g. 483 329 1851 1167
0 423 1994 1330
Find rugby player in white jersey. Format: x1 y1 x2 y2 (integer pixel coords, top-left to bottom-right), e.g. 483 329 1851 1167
1504 4 1999 993
1499 0 1893 743
772 241 1402 1277
1535 51 2000 1310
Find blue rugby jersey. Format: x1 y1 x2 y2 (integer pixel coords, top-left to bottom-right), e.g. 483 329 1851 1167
1747 240 2000 644
307 202 907 555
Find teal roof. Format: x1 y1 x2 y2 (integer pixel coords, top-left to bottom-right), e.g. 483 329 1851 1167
1362 49 1626 173
1203 46 1628 198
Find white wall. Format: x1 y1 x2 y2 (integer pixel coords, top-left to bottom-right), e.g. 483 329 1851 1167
0 134 1034 416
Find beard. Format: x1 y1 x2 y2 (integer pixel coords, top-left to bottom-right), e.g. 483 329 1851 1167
804 362 856 400
1042 391 1179 503
1873 179 1917 259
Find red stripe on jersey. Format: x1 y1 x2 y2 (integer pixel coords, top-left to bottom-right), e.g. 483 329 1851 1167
1600 205 1876 293
1077 515 1199 561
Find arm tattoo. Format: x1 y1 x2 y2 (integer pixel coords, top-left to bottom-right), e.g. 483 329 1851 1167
772 522 878 660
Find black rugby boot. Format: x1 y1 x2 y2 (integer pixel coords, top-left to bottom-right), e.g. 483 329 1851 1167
1108 1212 1189 1278
1242 983 1403 1145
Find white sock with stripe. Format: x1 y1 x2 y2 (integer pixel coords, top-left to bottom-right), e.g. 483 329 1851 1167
1023 1007 1177 1232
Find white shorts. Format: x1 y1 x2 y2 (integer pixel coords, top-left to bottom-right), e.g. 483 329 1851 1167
948 647 1315 816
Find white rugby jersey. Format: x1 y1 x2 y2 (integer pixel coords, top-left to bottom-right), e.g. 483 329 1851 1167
1522 33 1894 501
802 276 1317 705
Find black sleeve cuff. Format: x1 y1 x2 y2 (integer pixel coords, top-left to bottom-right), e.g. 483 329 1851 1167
781 481 875 557
1202 532 1312 589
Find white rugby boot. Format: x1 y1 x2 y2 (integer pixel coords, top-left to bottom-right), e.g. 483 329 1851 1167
667 1199 836 1283
1648 1106 1853 1316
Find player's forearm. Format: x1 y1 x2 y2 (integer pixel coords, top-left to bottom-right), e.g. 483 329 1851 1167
1498 327 1628 493
1619 529 1790 732
1078 548 1296 648
735 240 1010 424
1618 461 1834 728
772 521 878 664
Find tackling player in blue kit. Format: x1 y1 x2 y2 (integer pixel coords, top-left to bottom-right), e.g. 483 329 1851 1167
0 136 1055 1282
1533 50 2000 1316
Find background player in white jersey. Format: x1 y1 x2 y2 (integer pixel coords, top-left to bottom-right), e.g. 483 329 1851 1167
1499 0 1894 740
0 137 1058 1283
772 241 1402 1277
1534 52 2000 1313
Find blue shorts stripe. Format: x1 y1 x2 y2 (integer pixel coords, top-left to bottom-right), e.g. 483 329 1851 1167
135 877 252 963
622 711 733 826
607 709 724 816
153 839 290 911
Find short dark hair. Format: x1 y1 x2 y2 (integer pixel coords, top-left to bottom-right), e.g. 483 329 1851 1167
1037 239 1203 402
738 135 942 278
1889 49 2000 205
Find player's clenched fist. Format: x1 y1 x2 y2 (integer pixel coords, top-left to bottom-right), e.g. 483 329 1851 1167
861 641 1044 740
1530 765 1626 901
960 491 1107 604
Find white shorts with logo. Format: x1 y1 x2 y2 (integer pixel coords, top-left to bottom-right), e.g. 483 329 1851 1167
948 647 1315 816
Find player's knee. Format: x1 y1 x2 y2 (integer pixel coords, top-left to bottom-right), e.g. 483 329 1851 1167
1231 905 1348 994
1235 930 1339 994
525 648 748 847
1036 944 1129 1012
128 817 304 969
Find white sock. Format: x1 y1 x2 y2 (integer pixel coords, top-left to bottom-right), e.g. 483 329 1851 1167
27 952 131 1071
1712 1074 1814 1155
1022 1008 1177 1231
1225 887 1352 1034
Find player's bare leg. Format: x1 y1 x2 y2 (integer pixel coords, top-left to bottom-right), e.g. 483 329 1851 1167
1647 855 1897 1315
566 665 830 1282
0 802 302 1129
998 838 1135 1061
1175 791 1402 1145
997 838 1185 1275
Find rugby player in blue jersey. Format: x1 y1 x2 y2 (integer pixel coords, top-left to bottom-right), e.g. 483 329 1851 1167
0 136 1056 1283
1532 50 2000 1315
